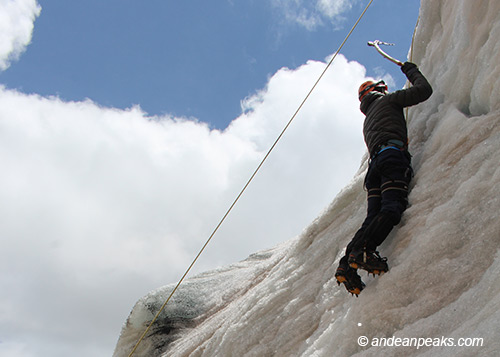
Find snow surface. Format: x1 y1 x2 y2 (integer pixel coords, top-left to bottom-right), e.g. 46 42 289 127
114 0 500 356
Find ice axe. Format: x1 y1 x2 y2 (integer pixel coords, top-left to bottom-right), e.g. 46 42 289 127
367 40 404 66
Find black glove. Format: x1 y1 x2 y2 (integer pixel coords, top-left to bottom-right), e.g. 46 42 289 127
401 62 418 76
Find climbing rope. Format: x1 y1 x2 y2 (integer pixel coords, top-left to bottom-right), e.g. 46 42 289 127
410 15 419 62
128 1 374 355
406 14 420 121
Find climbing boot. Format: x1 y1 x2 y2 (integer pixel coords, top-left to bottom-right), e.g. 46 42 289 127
335 259 366 297
348 249 389 276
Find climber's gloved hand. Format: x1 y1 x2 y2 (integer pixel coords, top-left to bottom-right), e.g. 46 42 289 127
401 61 418 76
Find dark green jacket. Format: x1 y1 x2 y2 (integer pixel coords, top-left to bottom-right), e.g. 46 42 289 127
360 63 433 157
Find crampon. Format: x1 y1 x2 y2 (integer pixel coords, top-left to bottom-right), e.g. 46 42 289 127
348 250 389 276
335 264 366 297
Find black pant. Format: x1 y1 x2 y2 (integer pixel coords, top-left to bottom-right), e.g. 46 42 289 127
344 148 412 257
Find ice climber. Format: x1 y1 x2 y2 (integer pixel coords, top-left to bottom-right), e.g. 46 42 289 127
335 61 432 296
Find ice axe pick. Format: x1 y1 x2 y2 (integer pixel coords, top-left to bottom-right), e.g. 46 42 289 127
367 40 404 66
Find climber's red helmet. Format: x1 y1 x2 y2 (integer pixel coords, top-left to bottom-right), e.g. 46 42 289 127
358 80 388 101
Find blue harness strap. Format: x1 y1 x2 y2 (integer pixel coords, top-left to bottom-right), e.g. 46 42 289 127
378 145 400 155
372 139 406 158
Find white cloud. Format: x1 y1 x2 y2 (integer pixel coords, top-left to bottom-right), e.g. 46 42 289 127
317 0 353 19
373 66 396 90
0 53 369 355
0 0 41 70
272 0 355 30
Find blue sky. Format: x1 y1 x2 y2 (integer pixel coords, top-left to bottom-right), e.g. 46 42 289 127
0 1 423 356
1 0 419 129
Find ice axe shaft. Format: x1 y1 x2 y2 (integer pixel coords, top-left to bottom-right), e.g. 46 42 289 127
368 40 404 66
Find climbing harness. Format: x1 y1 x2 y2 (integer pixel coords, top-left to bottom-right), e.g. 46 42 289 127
128 1 375 355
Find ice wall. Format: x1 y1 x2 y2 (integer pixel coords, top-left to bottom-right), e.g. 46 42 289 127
114 0 500 355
